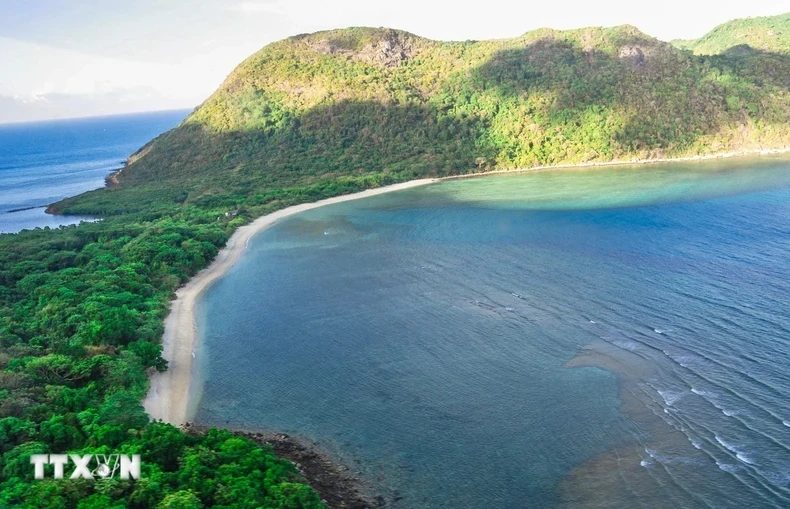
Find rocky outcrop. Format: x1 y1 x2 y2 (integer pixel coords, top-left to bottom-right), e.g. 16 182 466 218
306 29 416 67
618 45 645 66
356 35 414 67
186 424 383 508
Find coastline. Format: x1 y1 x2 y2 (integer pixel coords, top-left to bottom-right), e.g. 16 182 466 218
443 146 790 180
186 424 382 508
144 146 790 426
143 178 439 425
139 148 790 504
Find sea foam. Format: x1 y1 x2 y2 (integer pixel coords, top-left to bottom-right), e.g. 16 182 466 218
658 389 686 406
716 461 741 473
715 436 757 465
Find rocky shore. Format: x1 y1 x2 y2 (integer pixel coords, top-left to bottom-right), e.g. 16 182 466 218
185 424 383 508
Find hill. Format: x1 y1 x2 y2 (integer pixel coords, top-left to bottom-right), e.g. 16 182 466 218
673 12 790 55
54 24 790 216
4 20 790 508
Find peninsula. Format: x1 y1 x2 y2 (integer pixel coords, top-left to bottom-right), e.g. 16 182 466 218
3 11 790 508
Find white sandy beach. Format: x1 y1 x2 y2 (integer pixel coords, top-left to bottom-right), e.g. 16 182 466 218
143 178 439 424
144 147 790 425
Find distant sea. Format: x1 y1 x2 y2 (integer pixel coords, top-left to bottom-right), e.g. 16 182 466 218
0 110 189 234
195 156 790 508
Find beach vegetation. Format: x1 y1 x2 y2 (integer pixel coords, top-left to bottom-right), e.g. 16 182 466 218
3 13 790 507
0 216 323 507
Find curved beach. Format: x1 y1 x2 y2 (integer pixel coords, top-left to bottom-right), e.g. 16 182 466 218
143 147 790 425
143 178 438 424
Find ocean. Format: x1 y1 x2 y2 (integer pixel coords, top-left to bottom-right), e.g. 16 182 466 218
0 110 189 234
194 156 790 508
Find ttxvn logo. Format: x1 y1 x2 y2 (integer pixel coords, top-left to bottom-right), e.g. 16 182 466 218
30 454 141 480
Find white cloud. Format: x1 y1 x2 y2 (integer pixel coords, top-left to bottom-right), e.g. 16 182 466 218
4 0 789 122
0 36 216 109
0 88 189 123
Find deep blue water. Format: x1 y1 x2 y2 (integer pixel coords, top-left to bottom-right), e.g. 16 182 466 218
0 110 189 233
195 158 790 508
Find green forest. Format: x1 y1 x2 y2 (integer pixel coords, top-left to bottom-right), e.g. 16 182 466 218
2 13 790 508
673 12 790 55
0 213 324 508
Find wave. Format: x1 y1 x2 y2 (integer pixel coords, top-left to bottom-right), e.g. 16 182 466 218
661 344 784 413
757 469 790 487
612 339 639 351
663 349 704 370
715 435 758 465
722 408 749 418
716 460 742 473
714 435 735 451
675 344 790 407
658 389 687 407
736 453 756 465
691 387 751 419
643 448 700 466
692 386 723 407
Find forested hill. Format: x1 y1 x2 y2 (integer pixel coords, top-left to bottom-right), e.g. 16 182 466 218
3 18 790 509
54 22 790 216
673 12 790 55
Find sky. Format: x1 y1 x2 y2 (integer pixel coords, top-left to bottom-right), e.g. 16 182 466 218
0 0 788 123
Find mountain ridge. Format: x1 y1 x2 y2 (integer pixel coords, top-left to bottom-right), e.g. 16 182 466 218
54 18 790 216
673 12 790 55
4 13 790 509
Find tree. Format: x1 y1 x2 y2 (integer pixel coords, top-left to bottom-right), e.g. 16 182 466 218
157 490 204 509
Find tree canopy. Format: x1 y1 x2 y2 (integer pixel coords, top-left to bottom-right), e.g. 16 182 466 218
4 17 790 507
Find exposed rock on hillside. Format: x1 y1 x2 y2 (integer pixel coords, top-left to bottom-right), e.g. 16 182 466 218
618 45 645 66
53 22 790 215
303 28 417 67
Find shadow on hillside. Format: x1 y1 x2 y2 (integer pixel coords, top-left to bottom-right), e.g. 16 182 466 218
52 33 790 216
471 37 786 155
50 100 490 215
704 47 790 89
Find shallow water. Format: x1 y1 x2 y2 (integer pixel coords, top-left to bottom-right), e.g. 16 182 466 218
195 157 790 508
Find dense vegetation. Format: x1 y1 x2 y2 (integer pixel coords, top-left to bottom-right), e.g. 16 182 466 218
54 21 790 216
2 16 790 507
0 213 324 507
673 12 790 56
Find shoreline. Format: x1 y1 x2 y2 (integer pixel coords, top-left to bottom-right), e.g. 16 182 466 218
144 146 790 425
140 147 790 503
185 424 381 508
143 178 438 425
443 146 790 180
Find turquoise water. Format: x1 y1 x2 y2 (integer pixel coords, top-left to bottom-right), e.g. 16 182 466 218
195 157 790 508
0 110 188 233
